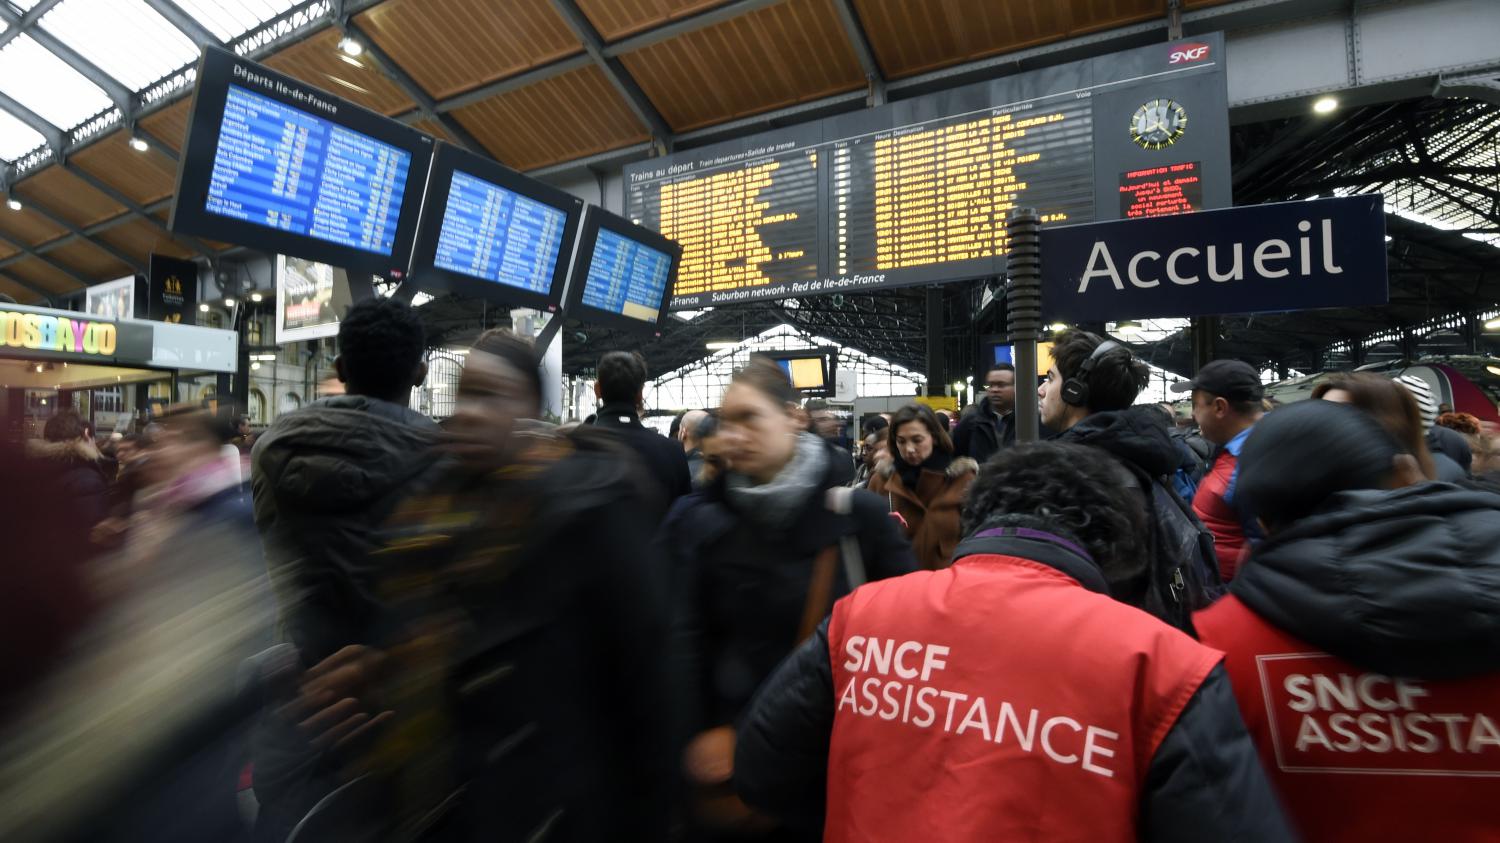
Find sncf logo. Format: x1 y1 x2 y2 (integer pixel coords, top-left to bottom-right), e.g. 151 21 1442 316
1169 43 1211 65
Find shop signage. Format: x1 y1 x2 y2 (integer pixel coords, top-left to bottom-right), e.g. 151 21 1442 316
148 254 199 324
1039 194 1388 322
0 308 118 356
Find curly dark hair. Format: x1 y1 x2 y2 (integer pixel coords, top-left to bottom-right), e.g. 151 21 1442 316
962 442 1150 603
1050 329 1149 412
337 297 426 401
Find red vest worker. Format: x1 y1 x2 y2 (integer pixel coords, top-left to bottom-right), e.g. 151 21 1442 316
734 443 1293 842
1195 399 1500 843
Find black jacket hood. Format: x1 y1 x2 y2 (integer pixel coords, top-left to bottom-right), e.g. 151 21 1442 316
1054 406 1180 478
251 395 439 514
1234 482 1500 680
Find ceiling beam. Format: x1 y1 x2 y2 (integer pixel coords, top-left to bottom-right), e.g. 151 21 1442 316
0 0 64 53
601 0 784 57
830 0 886 105
0 228 91 289
0 89 64 152
340 17 491 156
548 0 673 147
0 198 169 276
0 269 57 304
57 162 215 259
140 0 224 49
4 189 148 274
417 53 594 116
0 6 134 115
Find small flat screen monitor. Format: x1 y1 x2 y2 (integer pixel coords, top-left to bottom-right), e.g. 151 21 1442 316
171 47 434 279
764 348 835 397
275 254 360 343
562 206 680 333
408 143 584 311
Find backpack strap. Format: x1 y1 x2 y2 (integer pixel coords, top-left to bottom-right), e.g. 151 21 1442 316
825 487 867 589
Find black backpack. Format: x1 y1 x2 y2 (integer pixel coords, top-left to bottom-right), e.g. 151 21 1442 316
1113 461 1224 634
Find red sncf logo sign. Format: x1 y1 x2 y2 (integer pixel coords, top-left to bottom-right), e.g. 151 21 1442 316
1169 43 1211 65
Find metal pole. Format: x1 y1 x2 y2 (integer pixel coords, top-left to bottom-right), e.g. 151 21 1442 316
1008 208 1042 443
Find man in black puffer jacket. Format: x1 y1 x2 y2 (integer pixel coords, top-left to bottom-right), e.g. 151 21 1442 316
1040 330 1221 629
1195 399 1500 843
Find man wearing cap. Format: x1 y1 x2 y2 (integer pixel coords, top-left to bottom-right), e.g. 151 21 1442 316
1177 360 1264 582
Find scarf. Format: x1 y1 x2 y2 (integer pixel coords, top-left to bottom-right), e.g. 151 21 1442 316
726 432 828 530
896 449 953 492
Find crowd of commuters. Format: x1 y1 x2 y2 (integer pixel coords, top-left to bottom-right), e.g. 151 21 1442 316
3 302 1500 842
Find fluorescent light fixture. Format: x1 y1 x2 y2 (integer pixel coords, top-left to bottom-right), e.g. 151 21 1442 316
251 353 278 362
1313 96 1338 114
1484 316 1500 331
128 137 149 152
198 303 210 312
705 340 739 350
1487 365 1500 377
5 198 20 211
250 292 264 303
1048 322 1069 332
223 298 237 307
337 37 363 57
1115 319 1142 335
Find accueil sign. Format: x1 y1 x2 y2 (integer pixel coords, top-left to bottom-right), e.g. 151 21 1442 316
1040 194 1388 322
0 308 118 356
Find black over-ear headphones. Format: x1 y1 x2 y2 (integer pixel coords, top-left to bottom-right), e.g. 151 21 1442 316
1060 340 1127 407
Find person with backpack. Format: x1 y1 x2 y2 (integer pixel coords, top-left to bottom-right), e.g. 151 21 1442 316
660 356 917 840
732 442 1293 842
1040 330 1222 631
1174 360 1267 582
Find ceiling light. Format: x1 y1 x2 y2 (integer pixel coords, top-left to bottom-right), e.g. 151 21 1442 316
1484 316 1500 331
39 398 46 405
250 292 264 303
128 137 149 153
223 297 237 307
1048 322 1069 332
34 364 43 373
1115 319 1142 335
1313 96 1338 114
5 198 20 211
951 380 966 393
1487 365 1500 377
199 303 210 312
250 361 261 371
705 340 739 350
337 37 363 57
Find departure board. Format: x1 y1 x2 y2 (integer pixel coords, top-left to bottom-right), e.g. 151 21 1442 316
433 170 568 293
626 35 1231 309
581 228 673 322
173 47 434 278
207 85 410 255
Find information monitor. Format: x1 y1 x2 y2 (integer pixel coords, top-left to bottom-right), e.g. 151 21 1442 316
171 47 434 279
409 143 584 311
563 206 681 333
763 348 835 397
625 35 1231 309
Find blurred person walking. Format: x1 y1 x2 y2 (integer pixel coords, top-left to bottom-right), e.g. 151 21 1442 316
733 442 1292 842
867 403 977 570
1312 372 1444 480
28 407 110 530
1175 360 1266 582
1395 373 1469 479
593 350 692 522
1194 399 1500 843
1040 330 1221 630
662 356 916 841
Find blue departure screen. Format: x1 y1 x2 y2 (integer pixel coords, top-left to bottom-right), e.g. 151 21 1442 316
205 85 412 256
581 228 672 322
433 170 568 292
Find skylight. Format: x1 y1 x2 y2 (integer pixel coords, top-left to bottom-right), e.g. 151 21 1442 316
0 34 112 129
0 106 46 161
38 0 199 91
173 0 302 43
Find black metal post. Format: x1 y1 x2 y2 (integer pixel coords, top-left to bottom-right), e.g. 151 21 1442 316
1008 208 1042 443
925 286 944 396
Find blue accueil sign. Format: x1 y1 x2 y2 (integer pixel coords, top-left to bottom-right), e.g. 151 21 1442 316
1039 194 1387 322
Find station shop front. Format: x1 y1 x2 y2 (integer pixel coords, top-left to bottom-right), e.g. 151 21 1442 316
0 302 237 441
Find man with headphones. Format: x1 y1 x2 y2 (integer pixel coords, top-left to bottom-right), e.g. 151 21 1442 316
1040 330 1222 631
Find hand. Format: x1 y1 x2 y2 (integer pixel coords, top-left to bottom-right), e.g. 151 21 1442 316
283 645 394 758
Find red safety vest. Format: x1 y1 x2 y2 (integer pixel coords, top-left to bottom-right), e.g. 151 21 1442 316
1195 595 1500 843
824 554 1222 843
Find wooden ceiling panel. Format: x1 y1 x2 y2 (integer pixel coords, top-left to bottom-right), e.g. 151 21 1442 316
854 0 1164 79
7 258 79 294
0 274 40 304
71 132 181 207
264 27 415 116
357 0 582 100
454 65 649 171
0 241 17 260
576 0 729 41
620 0 865 131
42 239 134 281
97 218 199 264
0 205 67 247
139 100 192 153
412 118 456 144
15 167 128 229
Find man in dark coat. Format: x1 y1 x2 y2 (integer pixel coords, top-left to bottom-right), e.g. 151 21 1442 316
952 363 1016 464
593 351 692 523
248 298 439 840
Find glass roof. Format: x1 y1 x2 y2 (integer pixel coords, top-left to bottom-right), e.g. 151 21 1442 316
38 0 199 91
0 34 112 129
174 0 301 43
0 106 45 161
